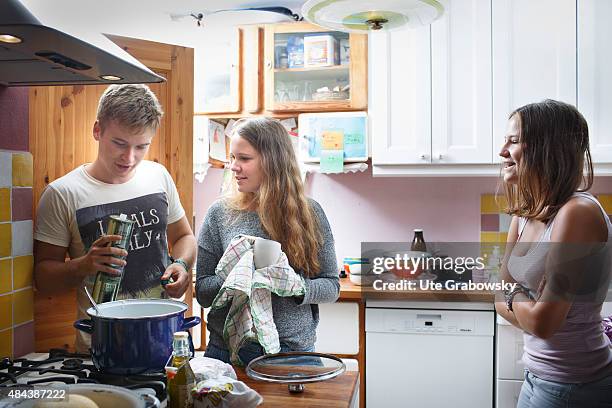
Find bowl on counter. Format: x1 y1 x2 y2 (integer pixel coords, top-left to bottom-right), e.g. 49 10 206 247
349 273 376 286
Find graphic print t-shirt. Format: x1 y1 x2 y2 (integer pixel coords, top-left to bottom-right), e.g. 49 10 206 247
34 161 185 351
75 193 169 297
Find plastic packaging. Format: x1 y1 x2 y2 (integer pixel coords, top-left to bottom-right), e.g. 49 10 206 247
192 376 263 408
190 356 237 382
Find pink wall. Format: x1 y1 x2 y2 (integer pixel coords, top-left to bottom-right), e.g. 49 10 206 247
194 169 612 265
0 87 29 151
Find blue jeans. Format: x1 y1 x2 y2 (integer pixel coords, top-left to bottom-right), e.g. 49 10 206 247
518 369 612 408
204 342 315 366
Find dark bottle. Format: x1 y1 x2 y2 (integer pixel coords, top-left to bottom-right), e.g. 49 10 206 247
411 229 427 252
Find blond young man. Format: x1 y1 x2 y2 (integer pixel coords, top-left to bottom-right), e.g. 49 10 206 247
34 84 197 352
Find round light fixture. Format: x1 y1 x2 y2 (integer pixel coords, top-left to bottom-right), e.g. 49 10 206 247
100 75 122 81
302 0 444 33
0 34 22 44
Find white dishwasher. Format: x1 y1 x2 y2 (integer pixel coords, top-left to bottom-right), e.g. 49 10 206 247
366 300 495 408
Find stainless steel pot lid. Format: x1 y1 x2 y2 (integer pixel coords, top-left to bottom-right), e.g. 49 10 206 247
86 299 187 319
246 352 345 393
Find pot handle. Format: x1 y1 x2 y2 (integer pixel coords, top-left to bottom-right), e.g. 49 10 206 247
74 319 94 334
180 316 201 331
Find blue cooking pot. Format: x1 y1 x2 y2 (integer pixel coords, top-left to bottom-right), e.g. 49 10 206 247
74 299 200 375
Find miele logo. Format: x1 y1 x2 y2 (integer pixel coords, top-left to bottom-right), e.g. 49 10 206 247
460 328 472 332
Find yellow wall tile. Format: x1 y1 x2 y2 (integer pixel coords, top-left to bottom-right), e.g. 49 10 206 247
0 188 9 222
0 329 12 359
12 153 33 187
13 289 33 325
0 258 11 294
0 223 10 258
0 294 12 330
481 194 508 214
480 232 503 244
13 256 33 290
598 195 612 214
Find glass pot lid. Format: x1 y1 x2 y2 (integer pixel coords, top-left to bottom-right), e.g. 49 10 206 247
246 352 346 393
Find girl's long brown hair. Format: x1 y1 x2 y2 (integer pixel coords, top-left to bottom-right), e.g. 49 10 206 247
502 99 593 223
228 118 322 277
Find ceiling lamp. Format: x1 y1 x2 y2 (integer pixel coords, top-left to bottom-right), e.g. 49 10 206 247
302 0 444 33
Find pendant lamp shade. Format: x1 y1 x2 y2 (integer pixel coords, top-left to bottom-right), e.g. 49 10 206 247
302 0 444 33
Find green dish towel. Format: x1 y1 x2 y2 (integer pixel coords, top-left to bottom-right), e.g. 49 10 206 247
211 235 305 366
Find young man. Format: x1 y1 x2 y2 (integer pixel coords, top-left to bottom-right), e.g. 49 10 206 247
34 84 197 352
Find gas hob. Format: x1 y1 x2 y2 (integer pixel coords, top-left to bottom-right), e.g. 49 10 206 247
0 349 166 407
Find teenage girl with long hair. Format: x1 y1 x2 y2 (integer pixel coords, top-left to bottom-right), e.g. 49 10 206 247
195 117 339 364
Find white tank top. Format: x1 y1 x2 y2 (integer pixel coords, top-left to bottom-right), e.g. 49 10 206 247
507 192 612 383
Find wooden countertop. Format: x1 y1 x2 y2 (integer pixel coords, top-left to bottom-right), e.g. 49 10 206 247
338 277 496 302
235 369 359 408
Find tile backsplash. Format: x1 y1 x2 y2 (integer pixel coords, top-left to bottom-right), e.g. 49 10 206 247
480 193 612 240
0 151 35 359
0 86 34 359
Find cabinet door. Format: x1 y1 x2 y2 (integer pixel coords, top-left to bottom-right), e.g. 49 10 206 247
578 0 612 163
196 29 241 114
315 302 359 355
371 26 432 165
431 0 492 164
242 26 263 113
264 22 367 112
492 0 576 156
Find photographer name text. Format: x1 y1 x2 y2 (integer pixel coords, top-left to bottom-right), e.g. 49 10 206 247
372 279 516 292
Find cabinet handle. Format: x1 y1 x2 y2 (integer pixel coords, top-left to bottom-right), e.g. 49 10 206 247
438 154 444 160
266 61 272 69
420 154 429 160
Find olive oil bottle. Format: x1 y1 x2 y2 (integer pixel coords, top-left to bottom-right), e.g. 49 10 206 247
166 332 196 408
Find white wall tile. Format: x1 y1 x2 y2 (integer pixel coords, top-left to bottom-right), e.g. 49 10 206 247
0 152 11 188
499 214 512 233
11 221 32 257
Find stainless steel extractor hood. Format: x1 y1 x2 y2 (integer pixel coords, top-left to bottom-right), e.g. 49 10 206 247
0 0 165 86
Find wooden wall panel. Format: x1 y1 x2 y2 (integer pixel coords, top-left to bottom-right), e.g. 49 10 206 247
31 36 194 352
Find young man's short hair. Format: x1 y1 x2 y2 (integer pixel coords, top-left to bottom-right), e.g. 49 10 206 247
97 84 163 133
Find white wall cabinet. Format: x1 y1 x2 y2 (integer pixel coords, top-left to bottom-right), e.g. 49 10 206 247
578 0 612 163
370 24 431 165
492 0 576 158
432 0 492 164
371 0 612 175
372 0 491 167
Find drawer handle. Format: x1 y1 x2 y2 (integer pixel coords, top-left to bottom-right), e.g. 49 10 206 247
416 314 442 320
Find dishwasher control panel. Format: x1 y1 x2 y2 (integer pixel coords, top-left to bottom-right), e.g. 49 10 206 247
365 307 495 336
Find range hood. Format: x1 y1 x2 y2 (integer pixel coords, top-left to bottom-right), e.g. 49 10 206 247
0 0 164 86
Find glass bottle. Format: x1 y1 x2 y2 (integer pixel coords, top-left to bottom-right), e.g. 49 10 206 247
411 229 427 252
167 332 196 408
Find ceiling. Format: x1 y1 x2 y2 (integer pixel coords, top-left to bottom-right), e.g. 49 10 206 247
20 0 309 47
